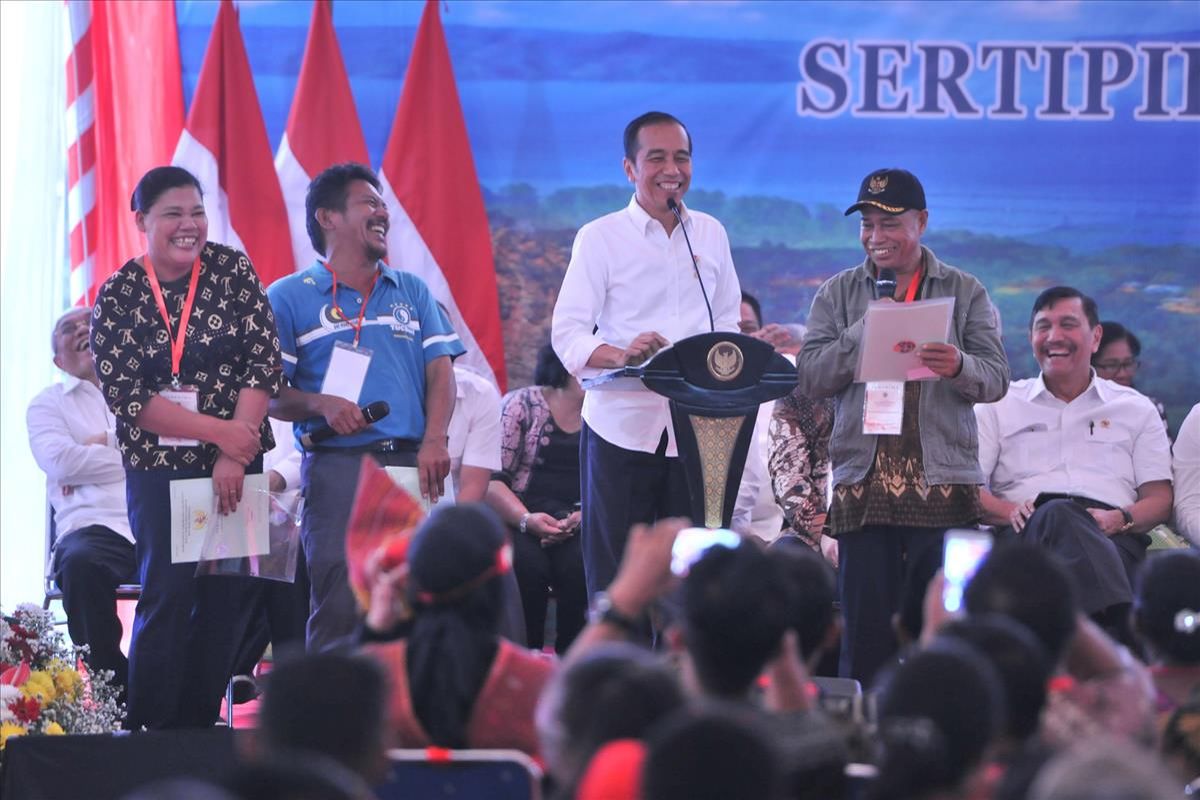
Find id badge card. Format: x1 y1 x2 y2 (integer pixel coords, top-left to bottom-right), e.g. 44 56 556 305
863 380 904 435
320 341 372 403
159 385 201 446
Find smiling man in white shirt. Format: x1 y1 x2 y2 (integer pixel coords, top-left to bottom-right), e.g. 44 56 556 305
27 307 138 690
551 111 742 600
975 286 1173 622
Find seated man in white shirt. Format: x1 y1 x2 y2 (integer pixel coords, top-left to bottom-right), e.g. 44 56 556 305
552 111 742 600
447 361 502 504
1173 403 1200 546
975 287 1173 622
26 307 138 689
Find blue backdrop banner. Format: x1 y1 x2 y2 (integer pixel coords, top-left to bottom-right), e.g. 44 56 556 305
175 0 1199 430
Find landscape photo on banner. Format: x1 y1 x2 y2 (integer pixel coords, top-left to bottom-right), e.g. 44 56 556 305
173 0 1200 433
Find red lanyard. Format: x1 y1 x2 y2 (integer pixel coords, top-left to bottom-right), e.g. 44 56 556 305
142 253 202 387
323 263 378 348
900 266 923 303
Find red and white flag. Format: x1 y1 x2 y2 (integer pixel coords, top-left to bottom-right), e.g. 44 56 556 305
173 0 290 286
380 0 506 390
275 0 369 274
65 0 184 303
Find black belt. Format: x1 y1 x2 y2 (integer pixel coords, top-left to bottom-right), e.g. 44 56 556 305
1033 492 1115 512
310 438 420 454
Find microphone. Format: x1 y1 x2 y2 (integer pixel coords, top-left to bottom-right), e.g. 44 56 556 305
300 400 390 449
667 197 715 332
876 268 897 300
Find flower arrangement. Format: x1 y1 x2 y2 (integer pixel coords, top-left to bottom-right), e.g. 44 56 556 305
1 604 124 754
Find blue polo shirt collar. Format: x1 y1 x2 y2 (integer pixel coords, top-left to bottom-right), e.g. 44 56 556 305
307 259 402 294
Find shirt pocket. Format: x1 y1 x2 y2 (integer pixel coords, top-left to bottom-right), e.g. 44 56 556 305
1085 425 1130 461
997 420 1050 478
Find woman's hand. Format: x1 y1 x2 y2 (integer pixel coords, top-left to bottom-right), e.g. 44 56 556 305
212 453 246 515
213 419 260 465
364 546 413 634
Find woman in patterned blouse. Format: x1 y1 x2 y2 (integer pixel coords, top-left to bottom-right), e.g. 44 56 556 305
90 166 281 729
486 344 588 654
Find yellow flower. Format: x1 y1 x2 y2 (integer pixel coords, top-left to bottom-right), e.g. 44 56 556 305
43 721 65 736
20 672 56 704
0 722 27 749
52 668 82 700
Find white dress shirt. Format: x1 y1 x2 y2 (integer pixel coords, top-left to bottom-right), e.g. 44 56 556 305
447 365 502 499
27 376 133 544
732 399 784 542
1172 403 1200 545
975 372 1172 508
552 195 741 455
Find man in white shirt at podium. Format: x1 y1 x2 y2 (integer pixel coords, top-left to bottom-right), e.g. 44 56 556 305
552 111 741 601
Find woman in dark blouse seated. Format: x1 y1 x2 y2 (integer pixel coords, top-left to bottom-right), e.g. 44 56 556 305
91 166 281 728
365 503 553 756
486 344 588 655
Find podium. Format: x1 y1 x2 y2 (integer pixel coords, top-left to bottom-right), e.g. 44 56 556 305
583 332 797 528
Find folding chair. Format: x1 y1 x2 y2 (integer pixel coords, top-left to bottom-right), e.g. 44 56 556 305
41 501 142 613
376 748 543 800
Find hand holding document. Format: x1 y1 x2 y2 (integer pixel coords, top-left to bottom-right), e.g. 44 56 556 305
170 473 269 563
854 297 955 382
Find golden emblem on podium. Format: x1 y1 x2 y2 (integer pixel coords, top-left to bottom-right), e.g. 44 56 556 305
706 341 744 382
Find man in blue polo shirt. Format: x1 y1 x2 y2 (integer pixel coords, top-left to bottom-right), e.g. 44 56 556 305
269 162 464 650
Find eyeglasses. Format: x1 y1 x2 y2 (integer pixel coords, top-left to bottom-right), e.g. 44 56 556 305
1094 358 1140 375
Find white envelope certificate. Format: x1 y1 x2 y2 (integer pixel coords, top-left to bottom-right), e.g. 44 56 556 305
170 473 270 563
384 465 455 512
854 297 955 383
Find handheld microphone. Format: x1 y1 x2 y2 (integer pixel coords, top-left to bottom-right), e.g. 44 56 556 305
300 400 390 449
667 197 715 332
876 268 897 300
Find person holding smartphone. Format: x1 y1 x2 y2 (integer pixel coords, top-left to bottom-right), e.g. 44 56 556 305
487 344 588 654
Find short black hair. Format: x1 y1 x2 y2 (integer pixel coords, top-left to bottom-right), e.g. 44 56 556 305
259 651 388 781
740 291 763 328
1134 550 1200 665
1029 286 1099 329
964 541 1079 665
683 540 794 698
534 343 570 389
768 538 836 660
623 111 692 162
1096 320 1142 358
937 615 1051 742
643 703 783 800
305 162 381 255
130 165 203 213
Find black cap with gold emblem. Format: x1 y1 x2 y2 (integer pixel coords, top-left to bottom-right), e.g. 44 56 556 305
844 168 927 216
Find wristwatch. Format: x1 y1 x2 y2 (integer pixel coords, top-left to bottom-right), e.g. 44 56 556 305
519 512 531 534
589 591 639 635
1118 507 1134 532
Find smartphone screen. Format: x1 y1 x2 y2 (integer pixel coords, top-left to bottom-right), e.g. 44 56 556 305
670 527 740 577
942 529 993 613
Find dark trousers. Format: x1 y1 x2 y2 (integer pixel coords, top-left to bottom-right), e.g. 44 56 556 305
1020 499 1146 615
230 547 311 675
301 449 416 652
837 525 947 687
579 423 691 599
125 467 264 729
52 526 137 690
511 528 588 653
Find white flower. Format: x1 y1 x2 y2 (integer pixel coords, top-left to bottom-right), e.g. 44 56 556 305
0 685 18 724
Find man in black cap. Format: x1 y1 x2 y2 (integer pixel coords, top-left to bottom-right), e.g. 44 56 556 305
796 168 1009 685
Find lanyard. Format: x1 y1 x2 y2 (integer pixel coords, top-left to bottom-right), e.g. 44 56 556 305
899 265 923 303
142 253 202 388
323 263 378 348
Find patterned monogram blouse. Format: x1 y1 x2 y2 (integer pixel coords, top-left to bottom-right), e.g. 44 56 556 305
91 242 281 471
